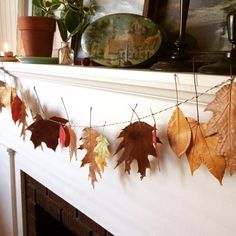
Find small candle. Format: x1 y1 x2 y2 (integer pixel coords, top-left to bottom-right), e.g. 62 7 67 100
0 51 4 57
3 42 13 57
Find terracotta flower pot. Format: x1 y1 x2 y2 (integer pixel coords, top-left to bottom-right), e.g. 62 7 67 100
18 16 56 57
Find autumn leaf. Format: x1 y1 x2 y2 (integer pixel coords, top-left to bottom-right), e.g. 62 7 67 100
79 127 101 187
27 115 68 151
186 118 226 184
0 87 16 110
68 125 77 160
205 82 236 174
167 107 191 158
115 121 160 179
94 134 111 172
59 125 70 148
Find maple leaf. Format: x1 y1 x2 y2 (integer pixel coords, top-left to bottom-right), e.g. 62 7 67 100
115 121 160 179
94 134 111 172
12 96 28 140
27 115 68 151
205 82 236 174
79 127 101 187
167 107 191 158
186 118 226 184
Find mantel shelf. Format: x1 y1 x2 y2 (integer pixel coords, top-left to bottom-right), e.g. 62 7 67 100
1 62 230 104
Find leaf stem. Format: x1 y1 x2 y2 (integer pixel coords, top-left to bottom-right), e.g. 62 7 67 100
61 97 70 123
33 87 47 119
130 103 138 123
193 62 200 122
174 74 179 106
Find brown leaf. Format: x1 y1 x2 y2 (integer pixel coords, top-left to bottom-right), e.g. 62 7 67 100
115 121 160 179
27 116 68 151
167 107 191 158
205 82 236 174
186 118 226 184
68 125 77 160
79 127 101 187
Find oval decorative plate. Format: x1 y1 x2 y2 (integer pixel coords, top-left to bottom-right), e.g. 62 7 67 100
81 13 162 67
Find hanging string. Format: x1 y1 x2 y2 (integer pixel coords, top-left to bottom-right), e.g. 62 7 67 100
0 66 233 129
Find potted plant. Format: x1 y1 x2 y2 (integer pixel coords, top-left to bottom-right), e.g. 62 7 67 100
31 0 97 64
17 1 58 57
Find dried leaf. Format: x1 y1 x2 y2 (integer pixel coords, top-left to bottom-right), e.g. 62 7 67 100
68 125 77 160
27 115 68 151
167 107 191 158
115 121 160 179
205 82 236 174
186 118 226 184
94 134 111 172
0 87 16 110
59 125 70 148
80 127 101 187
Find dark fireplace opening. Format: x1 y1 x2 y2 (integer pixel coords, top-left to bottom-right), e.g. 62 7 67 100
23 172 113 236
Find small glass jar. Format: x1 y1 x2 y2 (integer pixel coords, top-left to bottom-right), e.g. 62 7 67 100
58 42 74 65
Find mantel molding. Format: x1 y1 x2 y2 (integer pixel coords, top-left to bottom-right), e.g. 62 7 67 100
1 62 229 104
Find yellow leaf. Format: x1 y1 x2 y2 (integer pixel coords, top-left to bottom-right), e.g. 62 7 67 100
94 134 111 172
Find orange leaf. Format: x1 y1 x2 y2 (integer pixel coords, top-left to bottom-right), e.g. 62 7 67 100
186 118 226 184
11 95 22 123
115 121 160 179
205 82 236 174
79 127 101 187
167 107 191 158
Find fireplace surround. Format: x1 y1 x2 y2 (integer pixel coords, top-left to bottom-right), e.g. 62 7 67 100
0 63 236 236
23 173 112 236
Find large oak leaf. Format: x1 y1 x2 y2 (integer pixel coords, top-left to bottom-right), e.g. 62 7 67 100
167 107 191 158
27 115 68 151
186 118 226 184
79 127 101 187
205 82 236 174
115 121 161 179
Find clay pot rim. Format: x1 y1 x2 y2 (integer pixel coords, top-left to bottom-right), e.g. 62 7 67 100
18 16 56 31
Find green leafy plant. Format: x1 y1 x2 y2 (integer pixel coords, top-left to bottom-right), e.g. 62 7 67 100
33 0 96 42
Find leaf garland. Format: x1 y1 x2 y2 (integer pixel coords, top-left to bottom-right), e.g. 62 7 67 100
205 82 236 174
115 121 161 179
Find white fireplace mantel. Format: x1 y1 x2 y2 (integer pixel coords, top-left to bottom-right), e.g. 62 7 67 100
0 62 236 236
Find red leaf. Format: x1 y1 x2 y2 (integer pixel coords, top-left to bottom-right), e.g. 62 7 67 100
11 95 22 123
59 125 70 147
